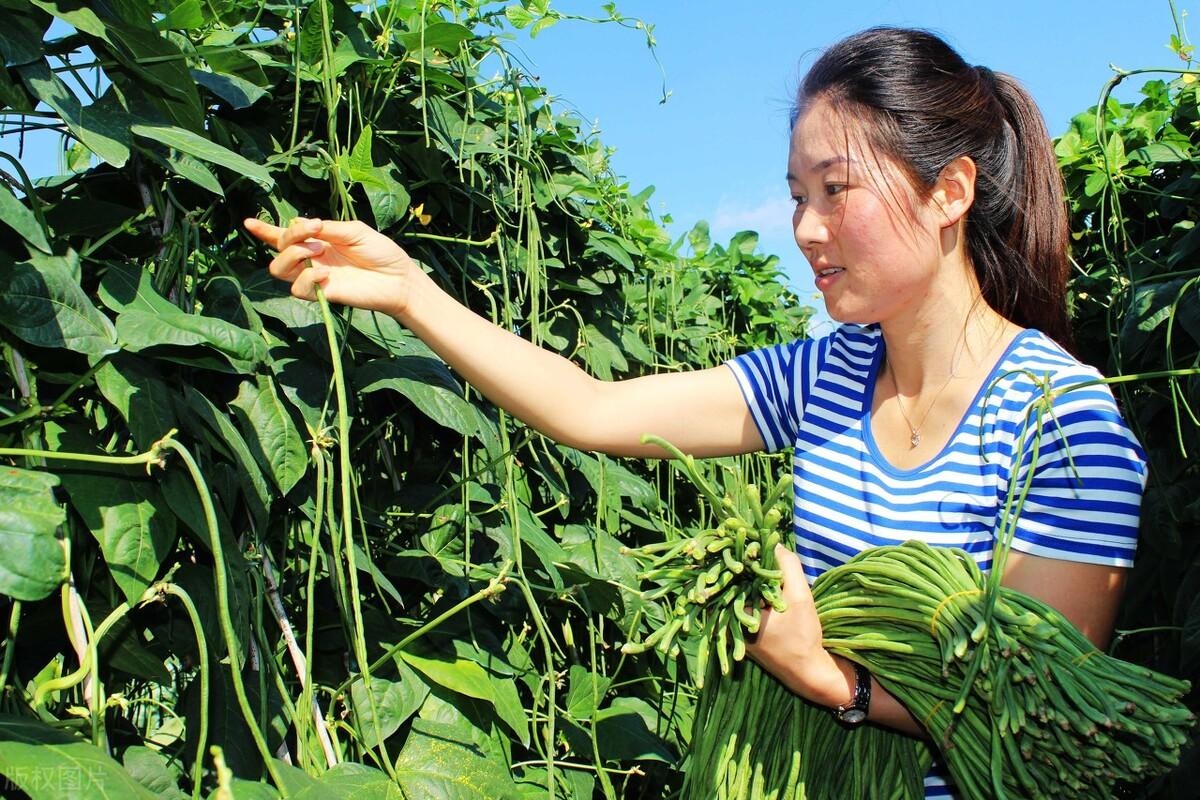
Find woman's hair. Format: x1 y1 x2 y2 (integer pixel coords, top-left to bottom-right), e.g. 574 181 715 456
795 27 1071 347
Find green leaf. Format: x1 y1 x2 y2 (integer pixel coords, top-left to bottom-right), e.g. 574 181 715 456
356 357 479 437
0 466 66 600
98 261 186 317
0 252 119 356
179 386 272 531
131 124 274 190
0 714 158 799
688 220 711 256
396 22 474 54
0 8 48 68
565 664 612 721
190 68 267 110
579 323 628 380
1083 168 1109 198
295 763 403 799
504 5 535 29
230 374 307 495
122 746 187 799
116 309 267 374
45 422 176 606
154 0 205 30
163 149 225 196
592 697 675 762
0 183 50 253
95 355 177 451
558 447 659 512
489 672 529 746
400 651 494 703
1103 131 1127 170
585 230 636 271
352 664 428 749
394 719 523 800
17 59 131 167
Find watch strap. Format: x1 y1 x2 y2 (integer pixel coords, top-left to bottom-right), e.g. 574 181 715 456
832 661 871 725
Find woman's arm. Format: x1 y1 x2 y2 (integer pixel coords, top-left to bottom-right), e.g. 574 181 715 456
746 546 1127 738
244 216 764 458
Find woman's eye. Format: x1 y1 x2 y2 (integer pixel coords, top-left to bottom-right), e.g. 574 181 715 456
826 183 847 196
791 194 807 207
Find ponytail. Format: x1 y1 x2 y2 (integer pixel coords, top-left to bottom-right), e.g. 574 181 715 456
796 28 1072 348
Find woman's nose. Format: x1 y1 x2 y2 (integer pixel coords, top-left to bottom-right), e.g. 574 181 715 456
793 206 831 252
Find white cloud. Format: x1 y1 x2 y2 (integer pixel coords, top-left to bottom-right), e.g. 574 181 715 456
710 193 794 239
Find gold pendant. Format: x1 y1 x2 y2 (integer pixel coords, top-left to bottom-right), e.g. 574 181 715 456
910 431 921 448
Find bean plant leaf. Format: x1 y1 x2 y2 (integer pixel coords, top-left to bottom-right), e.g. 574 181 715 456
294 763 404 799
116 309 267 374
178 386 272 530
0 253 118 356
0 713 157 799
130 123 274 190
97 261 179 316
0 466 67 601
591 697 675 762
351 667 428 749
0 8 48 68
45 422 176 606
162 149 225 196
154 0 205 30
565 664 612 721
121 746 187 799
489 673 530 746
0 183 51 253
231 374 308 495
356 357 479 437
17 59 132 167
394 719 523 800
95 355 178 451
400 651 494 703
190 68 268 110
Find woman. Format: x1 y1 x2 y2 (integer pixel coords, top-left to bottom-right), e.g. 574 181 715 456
245 27 1146 797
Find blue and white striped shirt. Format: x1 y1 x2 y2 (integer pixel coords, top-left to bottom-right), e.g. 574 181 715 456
725 323 1146 797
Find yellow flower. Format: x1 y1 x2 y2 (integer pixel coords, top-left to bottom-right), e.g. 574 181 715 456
411 203 432 226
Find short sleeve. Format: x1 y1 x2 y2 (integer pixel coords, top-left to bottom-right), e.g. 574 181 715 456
723 337 819 452
1005 379 1147 567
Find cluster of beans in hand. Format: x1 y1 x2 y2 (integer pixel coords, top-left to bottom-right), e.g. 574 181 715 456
816 541 1196 799
619 435 791 687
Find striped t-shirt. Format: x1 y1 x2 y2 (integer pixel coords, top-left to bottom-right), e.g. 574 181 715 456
724 323 1147 797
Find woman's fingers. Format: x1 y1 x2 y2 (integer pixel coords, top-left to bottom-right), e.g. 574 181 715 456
243 216 323 252
775 544 815 606
268 240 325 282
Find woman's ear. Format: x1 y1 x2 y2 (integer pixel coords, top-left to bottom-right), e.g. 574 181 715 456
931 155 976 228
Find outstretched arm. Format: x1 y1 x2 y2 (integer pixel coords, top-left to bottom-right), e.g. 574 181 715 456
244 216 765 458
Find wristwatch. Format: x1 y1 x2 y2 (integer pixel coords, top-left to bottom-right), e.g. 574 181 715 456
832 661 871 725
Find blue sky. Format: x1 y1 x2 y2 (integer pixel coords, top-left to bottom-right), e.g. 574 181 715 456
507 0 1192 329
2 1 1191 329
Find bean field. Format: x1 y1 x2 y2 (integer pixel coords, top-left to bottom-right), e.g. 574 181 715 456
0 2 1195 799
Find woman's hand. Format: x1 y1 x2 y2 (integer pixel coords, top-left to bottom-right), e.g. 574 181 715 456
243 216 416 315
745 544 854 707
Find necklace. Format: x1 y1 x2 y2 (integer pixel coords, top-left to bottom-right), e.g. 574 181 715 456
889 364 955 448
888 352 960 448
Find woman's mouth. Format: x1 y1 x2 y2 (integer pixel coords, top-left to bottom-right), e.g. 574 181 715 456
815 267 844 290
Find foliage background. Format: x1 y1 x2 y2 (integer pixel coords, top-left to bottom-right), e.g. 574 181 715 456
0 1 1194 798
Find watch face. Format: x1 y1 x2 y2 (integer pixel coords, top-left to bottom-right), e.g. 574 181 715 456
841 708 867 725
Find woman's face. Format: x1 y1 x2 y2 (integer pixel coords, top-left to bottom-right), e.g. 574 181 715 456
787 102 945 325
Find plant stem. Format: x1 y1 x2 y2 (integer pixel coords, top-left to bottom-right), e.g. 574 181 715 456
159 438 289 794
0 601 21 700
334 561 511 697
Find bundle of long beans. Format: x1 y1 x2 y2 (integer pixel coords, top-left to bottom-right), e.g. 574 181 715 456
818 541 1194 799
624 436 1194 800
